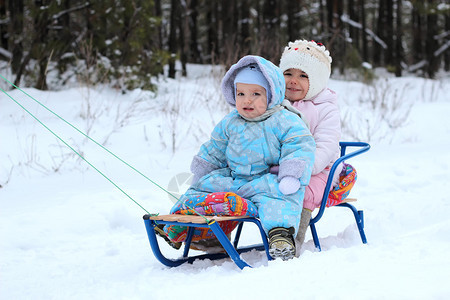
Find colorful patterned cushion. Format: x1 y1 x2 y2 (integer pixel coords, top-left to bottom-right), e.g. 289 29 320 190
326 163 357 207
164 192 258 243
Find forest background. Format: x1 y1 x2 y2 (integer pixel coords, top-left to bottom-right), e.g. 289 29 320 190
1 0 449 92
1 3 450 297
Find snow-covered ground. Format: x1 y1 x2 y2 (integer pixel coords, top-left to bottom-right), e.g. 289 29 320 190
1 65 450 299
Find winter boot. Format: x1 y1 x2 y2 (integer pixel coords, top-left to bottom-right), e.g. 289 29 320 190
154 223 182 250
268 227 296 261
295 208 312 256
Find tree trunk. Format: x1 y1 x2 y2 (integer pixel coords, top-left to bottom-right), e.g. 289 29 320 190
0 0 7 51
360 0 368 62
287 0 301 42
168 0 178 78
261 0 280 61
188 0 201 63
13 51 31 87
326 0 333 33
221 0 238 65
444 7 450 71
36 56 49 90
385 0 394 67
326 0 344 73
154 0 163 50
240 0 251 55
8 0 24 74
336 0 344 73
348 0 359 50
34 0 49 90
179 0 187 76
206 0 219 64
373 0 386 66
411 5 424 65
319 0 326 35
394 0 402 76
425 0 439 78
187 0 203 64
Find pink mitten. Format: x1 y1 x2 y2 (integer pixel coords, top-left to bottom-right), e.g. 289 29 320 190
279 176 300 195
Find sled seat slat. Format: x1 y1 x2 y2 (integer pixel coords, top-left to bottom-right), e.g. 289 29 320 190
340 197 357 203
149 214 249 224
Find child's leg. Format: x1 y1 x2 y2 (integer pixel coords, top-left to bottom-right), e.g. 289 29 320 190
170 169 235 214
295 207 312 256
237 173 304 237
237 174 304 260
295 171 328 254
302 171 329 211
163 169 236 245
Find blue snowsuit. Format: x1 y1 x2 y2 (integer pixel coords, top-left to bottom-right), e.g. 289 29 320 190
172 56 315 236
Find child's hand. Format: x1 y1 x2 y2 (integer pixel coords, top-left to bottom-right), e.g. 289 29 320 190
279 176 300 195
269 165 279 174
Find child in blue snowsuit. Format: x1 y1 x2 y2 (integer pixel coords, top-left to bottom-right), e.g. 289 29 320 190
172 55 315 260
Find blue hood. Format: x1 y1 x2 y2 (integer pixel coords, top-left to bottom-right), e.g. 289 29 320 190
221 55 286 109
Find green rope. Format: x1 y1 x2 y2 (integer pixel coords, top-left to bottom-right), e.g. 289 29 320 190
0 85 152 214
0 75 209 222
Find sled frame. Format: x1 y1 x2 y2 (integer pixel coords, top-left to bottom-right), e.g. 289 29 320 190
143 214 271 269
309 141 370 251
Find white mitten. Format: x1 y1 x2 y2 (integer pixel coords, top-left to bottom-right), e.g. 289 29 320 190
279 176 300 195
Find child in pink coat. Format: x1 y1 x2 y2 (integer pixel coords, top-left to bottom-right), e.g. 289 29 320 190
279 39 341 251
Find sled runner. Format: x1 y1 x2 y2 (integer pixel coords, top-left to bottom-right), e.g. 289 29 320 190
143 214 271 269
143 141 370 269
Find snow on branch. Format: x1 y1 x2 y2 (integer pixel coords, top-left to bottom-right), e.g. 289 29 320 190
341 14 363 29
434 39 450 57
0 47 12 59
341 14 388 49
0 17 9 25
408 60 427 72
434 30 450 40
52 2 91 20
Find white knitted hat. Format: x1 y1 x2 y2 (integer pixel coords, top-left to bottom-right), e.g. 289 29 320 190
279 40 332 100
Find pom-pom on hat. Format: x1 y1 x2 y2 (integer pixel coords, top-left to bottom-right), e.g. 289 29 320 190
279 39 332 100
234 64 271 103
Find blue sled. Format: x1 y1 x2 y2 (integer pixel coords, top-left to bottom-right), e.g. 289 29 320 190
143 141 370 269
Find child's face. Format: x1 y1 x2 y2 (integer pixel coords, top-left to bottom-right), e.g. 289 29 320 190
235 83 268 119
283 68 309 101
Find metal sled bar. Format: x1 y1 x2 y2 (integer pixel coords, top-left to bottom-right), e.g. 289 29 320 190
233 222 244 248
236 217 272 261
182 227 196 258
143 215 271 269
143 215 187 267
309 222 320 251
309 141 370 251
208 220 251 269
337 202 367 244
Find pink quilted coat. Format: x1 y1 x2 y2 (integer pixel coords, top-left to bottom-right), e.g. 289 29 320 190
291 88 341 176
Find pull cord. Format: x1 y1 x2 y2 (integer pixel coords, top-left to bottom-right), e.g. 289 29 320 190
0 75 209 222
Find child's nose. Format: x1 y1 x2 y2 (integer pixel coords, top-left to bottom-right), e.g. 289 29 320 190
244 95 252 103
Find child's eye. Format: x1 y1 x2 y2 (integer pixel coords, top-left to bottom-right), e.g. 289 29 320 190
283 72 292 76
253 92 261 96
237 92 244 96
301 74 309 78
